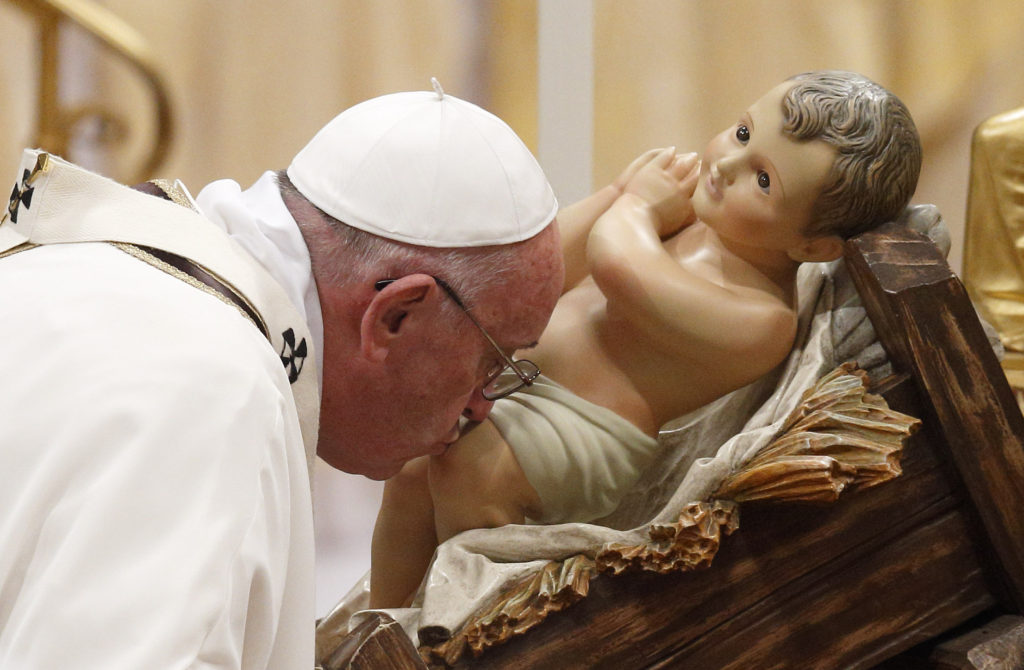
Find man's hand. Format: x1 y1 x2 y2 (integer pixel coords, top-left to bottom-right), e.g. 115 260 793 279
621 147 700 238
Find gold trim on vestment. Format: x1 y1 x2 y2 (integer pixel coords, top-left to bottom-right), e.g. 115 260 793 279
143 179 270 336
0 242 39 259
110 241 262 332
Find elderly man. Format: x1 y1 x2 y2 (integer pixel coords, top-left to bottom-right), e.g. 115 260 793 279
0 82 563 668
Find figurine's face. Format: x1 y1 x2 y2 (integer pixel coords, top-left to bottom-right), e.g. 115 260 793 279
692 82 836 255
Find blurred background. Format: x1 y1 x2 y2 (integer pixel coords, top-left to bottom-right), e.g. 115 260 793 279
3 0 1022 616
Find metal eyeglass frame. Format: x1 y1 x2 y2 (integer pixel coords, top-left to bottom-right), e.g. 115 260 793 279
373 277 541 400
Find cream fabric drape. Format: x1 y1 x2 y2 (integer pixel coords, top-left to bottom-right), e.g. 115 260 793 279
3 0 1024 617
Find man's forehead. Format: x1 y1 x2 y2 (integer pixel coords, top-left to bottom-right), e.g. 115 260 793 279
475 222 563 348
483 285 558 350
480 290 551 347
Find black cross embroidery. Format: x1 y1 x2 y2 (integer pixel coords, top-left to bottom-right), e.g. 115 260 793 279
5 154 51 225
7 169 34 224
280 327 307 384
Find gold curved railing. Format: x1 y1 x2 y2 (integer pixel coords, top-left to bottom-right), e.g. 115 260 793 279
7 0 173 182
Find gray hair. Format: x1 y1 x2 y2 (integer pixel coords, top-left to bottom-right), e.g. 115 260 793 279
276 171 522 316
782 70 922 239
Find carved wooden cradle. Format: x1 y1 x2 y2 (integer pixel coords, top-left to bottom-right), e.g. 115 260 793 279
320 223 1024 670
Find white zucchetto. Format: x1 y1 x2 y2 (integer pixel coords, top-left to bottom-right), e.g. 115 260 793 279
287 79 558 248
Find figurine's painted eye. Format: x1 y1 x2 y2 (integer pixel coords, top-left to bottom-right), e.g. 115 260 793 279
736 125 750 143
757 171 771 193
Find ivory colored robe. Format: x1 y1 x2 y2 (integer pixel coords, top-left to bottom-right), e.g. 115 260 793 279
0 151 319 669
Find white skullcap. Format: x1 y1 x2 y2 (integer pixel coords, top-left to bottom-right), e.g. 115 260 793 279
287 78 558 247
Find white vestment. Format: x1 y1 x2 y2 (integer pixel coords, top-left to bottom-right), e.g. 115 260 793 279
0 151 320 669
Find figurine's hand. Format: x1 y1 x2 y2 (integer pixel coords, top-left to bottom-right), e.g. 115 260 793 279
622 148 700 237
612 147 664 193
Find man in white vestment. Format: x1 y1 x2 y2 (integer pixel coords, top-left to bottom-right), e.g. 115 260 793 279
0 82 564 669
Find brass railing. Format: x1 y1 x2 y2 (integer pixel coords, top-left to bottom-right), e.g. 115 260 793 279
7 0 173 182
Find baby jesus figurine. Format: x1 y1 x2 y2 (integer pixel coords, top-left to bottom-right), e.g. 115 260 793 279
370 70 922 608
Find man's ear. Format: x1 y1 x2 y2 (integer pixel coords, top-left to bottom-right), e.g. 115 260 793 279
358 275 437 362
787 234 844 263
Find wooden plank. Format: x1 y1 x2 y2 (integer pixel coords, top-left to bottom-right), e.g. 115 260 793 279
461 402 976 669
650 509 996 670
844 223 1024 610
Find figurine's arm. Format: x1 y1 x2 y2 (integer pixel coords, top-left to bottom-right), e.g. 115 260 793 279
557 149 671 292
587 169 794 360
370 457 437 609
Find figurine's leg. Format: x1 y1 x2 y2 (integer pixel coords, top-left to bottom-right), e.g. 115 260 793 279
428 419 543 543
369 456 436 609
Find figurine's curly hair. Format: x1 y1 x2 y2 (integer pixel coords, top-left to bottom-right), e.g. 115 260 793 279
782 70 922 239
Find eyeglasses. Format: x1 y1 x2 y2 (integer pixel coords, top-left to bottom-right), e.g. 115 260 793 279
374 277 541 400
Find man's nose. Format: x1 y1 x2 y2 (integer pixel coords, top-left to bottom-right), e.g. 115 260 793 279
462 389 496 422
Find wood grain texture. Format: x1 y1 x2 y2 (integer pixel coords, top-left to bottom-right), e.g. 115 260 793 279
845 223 1024 609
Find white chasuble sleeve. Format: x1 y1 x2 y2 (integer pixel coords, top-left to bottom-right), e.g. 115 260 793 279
0 244 313 669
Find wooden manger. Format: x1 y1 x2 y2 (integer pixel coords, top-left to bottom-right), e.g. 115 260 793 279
319 222 1024 670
